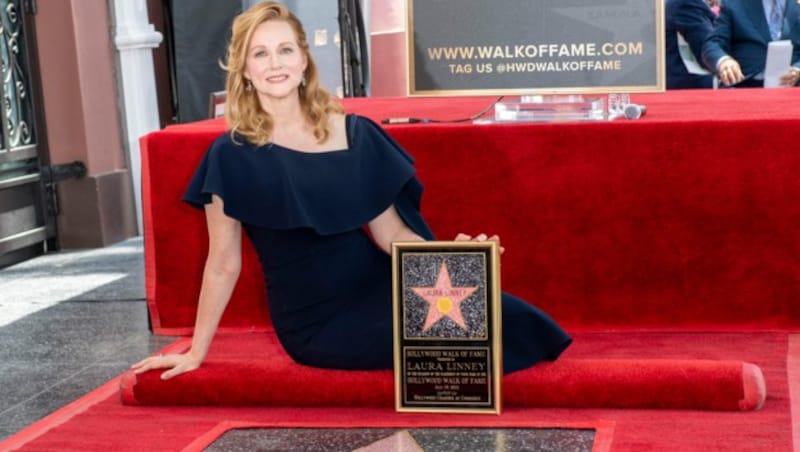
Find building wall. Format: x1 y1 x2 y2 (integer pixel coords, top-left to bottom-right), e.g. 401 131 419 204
369 0 406 96
34 0 137 248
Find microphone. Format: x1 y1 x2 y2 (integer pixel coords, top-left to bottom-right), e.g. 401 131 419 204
380 117 427 124
623 104 647 120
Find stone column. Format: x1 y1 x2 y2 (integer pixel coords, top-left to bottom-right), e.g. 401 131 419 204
111 0 163 234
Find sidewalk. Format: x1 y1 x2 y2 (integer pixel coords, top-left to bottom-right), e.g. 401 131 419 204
0 237 175 441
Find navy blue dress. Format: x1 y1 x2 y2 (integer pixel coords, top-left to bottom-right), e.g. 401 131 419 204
184 115 571 374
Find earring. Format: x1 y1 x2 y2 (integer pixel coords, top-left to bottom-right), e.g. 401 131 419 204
301 75 307 87
245 80 253 92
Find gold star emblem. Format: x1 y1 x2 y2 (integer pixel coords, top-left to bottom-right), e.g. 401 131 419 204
411 261 478 332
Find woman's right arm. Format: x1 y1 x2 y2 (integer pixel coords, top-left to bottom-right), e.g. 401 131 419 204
131 194 241 380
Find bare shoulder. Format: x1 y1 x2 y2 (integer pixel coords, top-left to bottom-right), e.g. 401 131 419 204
326 112 348 148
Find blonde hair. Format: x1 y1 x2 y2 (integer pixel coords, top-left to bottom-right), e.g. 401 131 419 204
223 1 343 146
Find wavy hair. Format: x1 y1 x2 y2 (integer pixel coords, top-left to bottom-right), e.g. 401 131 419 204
222 1 343 146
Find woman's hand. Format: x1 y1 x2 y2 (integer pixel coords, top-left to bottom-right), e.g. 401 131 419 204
131 352 202 380
454 233 505 255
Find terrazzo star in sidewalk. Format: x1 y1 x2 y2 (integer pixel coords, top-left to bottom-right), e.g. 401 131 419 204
411 262 478 332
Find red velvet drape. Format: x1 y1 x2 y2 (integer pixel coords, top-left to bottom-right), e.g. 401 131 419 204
141 89 800 334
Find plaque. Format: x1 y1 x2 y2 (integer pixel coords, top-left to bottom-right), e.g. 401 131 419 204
391 241 502 414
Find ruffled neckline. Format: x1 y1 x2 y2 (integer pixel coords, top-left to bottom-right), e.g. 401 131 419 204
183 114 427 236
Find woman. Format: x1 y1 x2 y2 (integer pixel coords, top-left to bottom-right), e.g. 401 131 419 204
132 1 570 380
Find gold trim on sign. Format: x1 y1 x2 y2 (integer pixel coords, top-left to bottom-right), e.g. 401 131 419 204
391 240 502 415
405 0 666 96
406 0 416 96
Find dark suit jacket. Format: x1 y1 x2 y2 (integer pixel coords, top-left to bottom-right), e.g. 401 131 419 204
666 0 717 89
702 0 800 84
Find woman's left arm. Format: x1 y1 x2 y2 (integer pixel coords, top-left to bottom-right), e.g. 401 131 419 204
367 204 505 255
368 204 424 253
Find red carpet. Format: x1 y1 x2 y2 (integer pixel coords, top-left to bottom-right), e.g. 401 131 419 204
141 89 800 335
121 332 765 411
81 89 800 450
789 335 800 450
2 332 793 451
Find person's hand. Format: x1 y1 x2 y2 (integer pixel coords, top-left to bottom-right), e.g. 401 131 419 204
454 232 505 255
779 67 800 87
718 58 745 86
131 352 202 380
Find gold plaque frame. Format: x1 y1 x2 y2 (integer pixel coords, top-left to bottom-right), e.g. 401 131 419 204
391 241 502 414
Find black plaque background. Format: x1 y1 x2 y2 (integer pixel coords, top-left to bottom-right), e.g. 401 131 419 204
403 346 491 406
393 243 500 413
